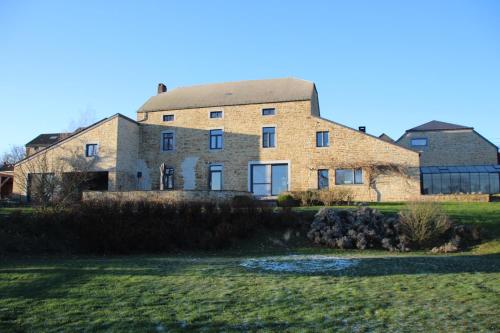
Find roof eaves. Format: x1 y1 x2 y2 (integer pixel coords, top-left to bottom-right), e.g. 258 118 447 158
318 117 420 156
15 114 130 166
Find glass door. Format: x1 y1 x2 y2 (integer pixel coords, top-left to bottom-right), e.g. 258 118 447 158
251 163 288 196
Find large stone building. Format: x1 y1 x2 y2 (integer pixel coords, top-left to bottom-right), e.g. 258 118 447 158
14 78 423 202
396 120 500 195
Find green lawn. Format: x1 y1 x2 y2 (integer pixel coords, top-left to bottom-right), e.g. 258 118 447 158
0 202 499 332
1 253 499 332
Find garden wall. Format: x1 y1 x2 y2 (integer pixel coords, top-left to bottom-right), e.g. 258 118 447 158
83 190 252 203
419 194 491 202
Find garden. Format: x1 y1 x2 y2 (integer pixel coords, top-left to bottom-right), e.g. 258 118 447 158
0 199 499 332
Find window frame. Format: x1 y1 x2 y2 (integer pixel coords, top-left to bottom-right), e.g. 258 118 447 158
209 111 223 119
209 164 223 191
262 108 276 116
316 131 329 147
161 131 175 151
163 114 175 122
85 143 99 157
318 169 329 189
411 138 428 147
162 167 174 190
209 129 224 150
335 168 364 185
262 126 276 148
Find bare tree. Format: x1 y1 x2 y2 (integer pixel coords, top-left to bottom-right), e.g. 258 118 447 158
67 107 97 132
14 147 97 209
1 145 26 166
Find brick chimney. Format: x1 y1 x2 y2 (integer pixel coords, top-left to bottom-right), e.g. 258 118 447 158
157 83 167 94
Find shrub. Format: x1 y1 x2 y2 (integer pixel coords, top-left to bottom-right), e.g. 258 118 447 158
317 189 354 206
399 202 452 247
276 193 299 207
0 199 302 255
290 191 320 206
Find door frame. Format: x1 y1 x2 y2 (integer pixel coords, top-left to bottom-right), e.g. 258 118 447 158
247 160 291 196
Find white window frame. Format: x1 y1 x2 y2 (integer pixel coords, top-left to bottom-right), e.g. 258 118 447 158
247 160 291 193
262 125 277 149
208 109 224 119
209 163 223 191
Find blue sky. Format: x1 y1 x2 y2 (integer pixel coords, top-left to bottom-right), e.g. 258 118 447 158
1 0 499 153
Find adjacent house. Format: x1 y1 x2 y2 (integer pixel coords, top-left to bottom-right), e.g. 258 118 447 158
396 120 500 195
0 163 14 199
14 78 422 202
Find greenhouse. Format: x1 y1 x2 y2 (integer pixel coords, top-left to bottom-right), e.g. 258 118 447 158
421 165 500 195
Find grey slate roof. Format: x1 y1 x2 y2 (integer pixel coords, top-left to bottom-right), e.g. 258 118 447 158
407 120 473 132
138 77 316 112
25 133 71 147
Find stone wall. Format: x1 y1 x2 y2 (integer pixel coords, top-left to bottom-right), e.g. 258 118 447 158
137 100 421 202
418 193 491 202
83 190 252 203
397 130 498 166
13 115 139 197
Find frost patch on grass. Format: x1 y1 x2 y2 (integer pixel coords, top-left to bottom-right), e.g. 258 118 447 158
240 255 359 273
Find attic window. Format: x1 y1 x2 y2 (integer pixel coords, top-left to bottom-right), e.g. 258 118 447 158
411 138 428 147
49 135 58 139
163 115 174 122
262 108 276 116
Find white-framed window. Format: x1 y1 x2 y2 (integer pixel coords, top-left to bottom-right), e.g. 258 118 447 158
163 114 174 122
161 131 175 151
85 143 98 157
411 138 428 147
209 164 223 190
210 111 223 119
262 127 276 148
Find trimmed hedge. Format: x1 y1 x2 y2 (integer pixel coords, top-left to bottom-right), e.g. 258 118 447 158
0 199 302 255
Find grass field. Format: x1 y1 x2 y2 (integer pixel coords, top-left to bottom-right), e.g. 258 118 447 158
0 202 499 332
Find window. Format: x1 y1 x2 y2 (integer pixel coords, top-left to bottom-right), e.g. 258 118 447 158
162 132 174 151
209 165 223 190
411 138 428 147
318 169 329 189
316 131 329 147
262 127 276 148
161 167 174 190
210 129 223 150
163 114 174 122
210 111 223 119
251 163 288 196
85 144 98 157
335 168 363 185
262 108 275 116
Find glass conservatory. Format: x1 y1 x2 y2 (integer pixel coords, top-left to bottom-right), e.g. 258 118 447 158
421 165 500 195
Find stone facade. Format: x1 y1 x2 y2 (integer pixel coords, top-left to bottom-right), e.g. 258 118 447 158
136 99 421 202
13 115 139 198
397 129 498 166
13 79 423 202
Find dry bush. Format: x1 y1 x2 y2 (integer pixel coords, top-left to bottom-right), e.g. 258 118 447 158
317 188 354 206
399 202 452 246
